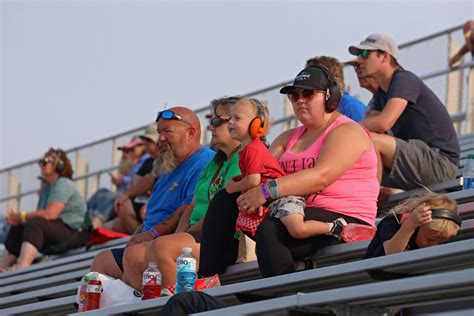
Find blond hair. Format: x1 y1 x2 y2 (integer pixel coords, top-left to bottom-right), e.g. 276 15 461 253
234 98 271 136
391 193 460 238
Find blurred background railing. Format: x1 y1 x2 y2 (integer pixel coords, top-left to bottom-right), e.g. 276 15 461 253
1 23 473 217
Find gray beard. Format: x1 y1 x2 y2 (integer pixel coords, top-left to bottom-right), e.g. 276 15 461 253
152 149 177 177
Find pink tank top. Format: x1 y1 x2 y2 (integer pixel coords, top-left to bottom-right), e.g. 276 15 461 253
279 115 379 225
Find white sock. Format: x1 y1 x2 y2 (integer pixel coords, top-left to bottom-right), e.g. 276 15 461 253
327 222 334 234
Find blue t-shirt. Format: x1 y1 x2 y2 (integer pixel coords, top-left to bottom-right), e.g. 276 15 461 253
143 147 215 231
337 92 367 122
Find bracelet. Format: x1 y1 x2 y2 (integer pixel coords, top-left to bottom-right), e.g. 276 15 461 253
267 179 280 200
259 183 272 201
149 227 160 239
20 211 27 224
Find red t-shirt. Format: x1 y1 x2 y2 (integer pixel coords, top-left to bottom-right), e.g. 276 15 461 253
238 138 285 182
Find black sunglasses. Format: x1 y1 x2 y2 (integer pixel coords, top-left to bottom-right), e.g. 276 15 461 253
287 89 317 103
155 110 193 127
209 117 230 127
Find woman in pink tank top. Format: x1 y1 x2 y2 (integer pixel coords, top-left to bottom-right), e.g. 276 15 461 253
198 65 379 279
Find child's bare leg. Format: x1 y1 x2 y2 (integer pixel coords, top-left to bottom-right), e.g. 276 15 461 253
280 215 330 239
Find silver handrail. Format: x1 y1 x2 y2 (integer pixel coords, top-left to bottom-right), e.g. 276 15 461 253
0 59 471 203
1 24 470 208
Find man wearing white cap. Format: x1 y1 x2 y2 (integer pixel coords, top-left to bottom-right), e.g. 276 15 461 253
348 34 459 191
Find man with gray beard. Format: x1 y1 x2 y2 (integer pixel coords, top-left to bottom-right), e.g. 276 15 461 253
90 107 215 279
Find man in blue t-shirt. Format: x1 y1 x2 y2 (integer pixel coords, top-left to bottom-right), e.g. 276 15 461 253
348 34 460 191
306 56 366 122
90 107 214 278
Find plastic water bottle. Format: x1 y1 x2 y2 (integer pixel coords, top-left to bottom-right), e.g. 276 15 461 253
463 154 474 190
142 261 161 300
85 272 102 311
175 247 197 294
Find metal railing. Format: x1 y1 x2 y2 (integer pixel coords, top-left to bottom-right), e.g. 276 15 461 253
1 23 472 214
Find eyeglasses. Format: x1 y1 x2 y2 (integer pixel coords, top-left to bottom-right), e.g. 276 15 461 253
38 157 54 167
287 89 317 103
209 117 230 127
155 110 193 127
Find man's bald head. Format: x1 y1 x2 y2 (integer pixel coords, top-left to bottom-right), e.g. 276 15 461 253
155 106 202 166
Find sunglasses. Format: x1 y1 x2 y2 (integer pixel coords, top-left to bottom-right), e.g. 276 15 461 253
287 89 317 103
209 117 230 127
38 157 54 167
155 110 193 127
358 49 373 59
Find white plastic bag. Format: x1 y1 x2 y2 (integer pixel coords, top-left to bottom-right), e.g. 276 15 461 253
76 272 142 310
99 273 142 308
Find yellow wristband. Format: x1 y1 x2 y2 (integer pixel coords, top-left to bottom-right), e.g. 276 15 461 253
20 211 27 224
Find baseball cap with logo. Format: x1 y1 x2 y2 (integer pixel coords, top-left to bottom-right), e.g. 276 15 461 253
348 33 399 62
280 66 332 94
139 124 159 143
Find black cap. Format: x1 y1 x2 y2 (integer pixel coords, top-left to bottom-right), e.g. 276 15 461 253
280 66 331 94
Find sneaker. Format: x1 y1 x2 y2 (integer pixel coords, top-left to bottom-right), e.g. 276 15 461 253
341 224 377 243
328 218 348 240
160 288 173 297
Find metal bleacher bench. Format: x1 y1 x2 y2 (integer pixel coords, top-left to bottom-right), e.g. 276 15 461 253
0 236 129 281
382 135 474 208
195 268 474 316
1 222 472 315
72 239 474 315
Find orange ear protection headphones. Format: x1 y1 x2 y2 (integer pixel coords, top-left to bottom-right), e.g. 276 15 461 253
307 65 341 113
248 99 268 139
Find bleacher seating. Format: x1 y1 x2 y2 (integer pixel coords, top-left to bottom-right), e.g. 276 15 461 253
1 30 473 316
1 218 472 315
2 156 473 315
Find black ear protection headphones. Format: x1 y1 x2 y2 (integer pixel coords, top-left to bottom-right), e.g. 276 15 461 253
306 65 341 113
248 99 268 139
52 149 65 173
430 208 462 227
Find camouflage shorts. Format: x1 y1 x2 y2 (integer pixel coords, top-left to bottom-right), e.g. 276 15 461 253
268 196 306 218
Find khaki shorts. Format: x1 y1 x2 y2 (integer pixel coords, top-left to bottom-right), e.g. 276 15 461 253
382 138 458 190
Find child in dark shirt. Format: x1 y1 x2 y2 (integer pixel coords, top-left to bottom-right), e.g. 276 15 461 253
365 193 461 259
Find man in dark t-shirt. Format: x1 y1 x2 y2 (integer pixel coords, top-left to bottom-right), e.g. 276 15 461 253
348 34 460 190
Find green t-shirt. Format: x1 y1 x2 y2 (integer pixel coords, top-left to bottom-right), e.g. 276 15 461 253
37 177 88 230
189 151 241 227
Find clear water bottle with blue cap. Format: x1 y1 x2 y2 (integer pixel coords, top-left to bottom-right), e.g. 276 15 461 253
175 247 197 294
463 154 474 189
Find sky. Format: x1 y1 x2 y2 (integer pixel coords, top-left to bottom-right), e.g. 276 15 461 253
1 0 473 169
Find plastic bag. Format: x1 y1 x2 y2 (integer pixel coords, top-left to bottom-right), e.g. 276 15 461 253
76 272 142 310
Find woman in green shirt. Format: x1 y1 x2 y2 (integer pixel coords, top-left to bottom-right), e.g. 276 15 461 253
121 96 242 292
1 148 88 271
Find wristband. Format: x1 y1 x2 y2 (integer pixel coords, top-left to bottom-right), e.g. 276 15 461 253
20 211 27 224
149 227 160 239
267 179 279 200
259 183 272 201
